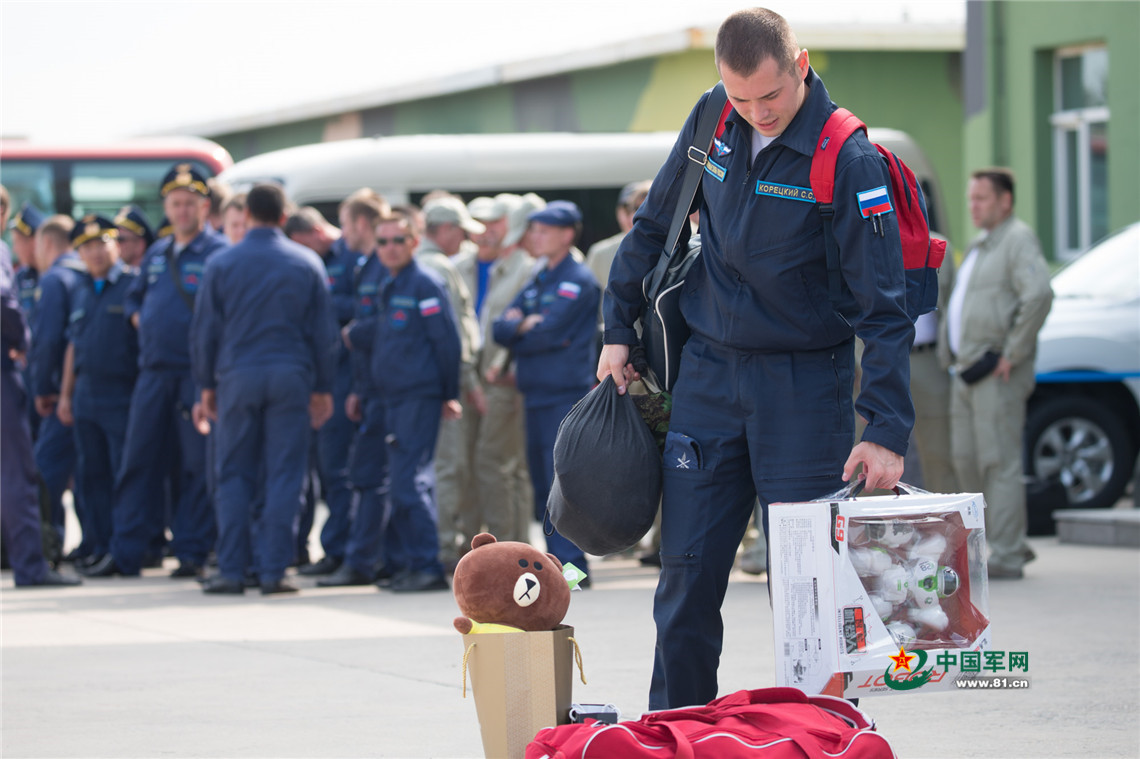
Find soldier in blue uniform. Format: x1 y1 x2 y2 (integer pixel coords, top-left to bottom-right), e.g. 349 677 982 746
9 203 45 443
29 214 87 563
493 200 599 576
598 9 914 709
0 221 82 588
285 207 360 576
318 190 394 588
84 164 229 579
56 215 138 565
345 213 461 593
192 184 338 595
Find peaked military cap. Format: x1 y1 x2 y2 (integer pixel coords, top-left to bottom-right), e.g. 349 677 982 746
160 163 210 198
9 202 46 237
70 214 119 248
114 204 156 247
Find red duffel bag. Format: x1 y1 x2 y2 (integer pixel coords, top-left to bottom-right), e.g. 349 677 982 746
526 687 895 759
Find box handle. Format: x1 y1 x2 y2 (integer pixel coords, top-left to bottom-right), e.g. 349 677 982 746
568 637 588 685
815 480 931 501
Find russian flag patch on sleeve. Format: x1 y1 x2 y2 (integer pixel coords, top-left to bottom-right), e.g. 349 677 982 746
856 186 893 218
418 297 441 316
556 281 581 300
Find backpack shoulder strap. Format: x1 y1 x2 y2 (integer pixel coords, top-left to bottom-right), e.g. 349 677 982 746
645 83 730 301
810 107 866 304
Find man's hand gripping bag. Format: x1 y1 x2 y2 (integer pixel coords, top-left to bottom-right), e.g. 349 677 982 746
547 376 662 556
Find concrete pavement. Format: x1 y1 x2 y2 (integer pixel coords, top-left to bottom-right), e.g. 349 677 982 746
3 524 1139 758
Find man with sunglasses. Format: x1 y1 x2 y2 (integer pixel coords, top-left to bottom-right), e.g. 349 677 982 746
345 214 462 593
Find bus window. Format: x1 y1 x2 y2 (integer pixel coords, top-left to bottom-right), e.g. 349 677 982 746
1 161 55 217
69 159 215 225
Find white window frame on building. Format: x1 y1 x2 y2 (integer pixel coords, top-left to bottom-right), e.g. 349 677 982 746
1050 44 1109 260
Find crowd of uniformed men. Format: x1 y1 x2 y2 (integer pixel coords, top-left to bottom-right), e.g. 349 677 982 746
0 165 654 594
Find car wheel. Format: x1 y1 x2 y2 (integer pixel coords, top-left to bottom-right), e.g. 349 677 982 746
1024 395 1135 511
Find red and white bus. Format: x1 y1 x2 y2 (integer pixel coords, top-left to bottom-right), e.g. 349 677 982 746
1 136 233 233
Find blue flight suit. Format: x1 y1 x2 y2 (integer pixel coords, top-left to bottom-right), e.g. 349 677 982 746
111 230 228 574
68 262 139 558
14 266 40 439
1 251 54 585
313 236 359 561
348 259 460 578
334 252 391 578
30 252 87 554
604 69 915 709
493 253 600 569
192 227 338 585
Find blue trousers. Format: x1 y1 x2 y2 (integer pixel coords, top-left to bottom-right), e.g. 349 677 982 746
648 337 852 710
343 397 389 576
524 399 587 568
72 386 131 558
1 370 50 585
112 369 214 574
33 412 80 553
316 359 355 560
213 368 311 584
382 397 444 576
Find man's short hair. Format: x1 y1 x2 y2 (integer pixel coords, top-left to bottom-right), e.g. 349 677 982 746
246 184 287 224
283 206 326 237
377 212 417 239
221 192 247 215
207 178 232 216
971 167 1016 204
715 7 800 76
339 188 389 225
39 215 75 248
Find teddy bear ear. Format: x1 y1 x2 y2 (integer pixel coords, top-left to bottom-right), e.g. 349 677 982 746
545 553 564 572
471 533 497 550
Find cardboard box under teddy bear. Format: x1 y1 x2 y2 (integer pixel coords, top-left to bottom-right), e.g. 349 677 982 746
769 489 991 699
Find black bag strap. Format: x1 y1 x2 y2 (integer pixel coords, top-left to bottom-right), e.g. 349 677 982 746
645 82 729 301
163 240 197 311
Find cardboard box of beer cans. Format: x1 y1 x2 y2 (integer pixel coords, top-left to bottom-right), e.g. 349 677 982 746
769 487 991 698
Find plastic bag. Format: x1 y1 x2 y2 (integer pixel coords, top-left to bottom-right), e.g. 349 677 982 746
547 376 662 556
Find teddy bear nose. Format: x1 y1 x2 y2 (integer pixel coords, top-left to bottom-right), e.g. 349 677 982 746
513 572 540 607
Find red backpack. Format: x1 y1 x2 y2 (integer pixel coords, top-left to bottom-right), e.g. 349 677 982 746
810 108 947 322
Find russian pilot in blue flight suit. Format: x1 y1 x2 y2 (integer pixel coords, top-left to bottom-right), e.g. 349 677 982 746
599 10 914 710
345 215 461 593
192 184 338 595
56 216 139 565
29 215 88 562
84 164 229 579
493 201 600 577
285 207 360 577
317 192 393 588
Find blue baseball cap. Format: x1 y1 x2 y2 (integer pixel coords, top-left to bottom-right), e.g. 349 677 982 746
527 200 582 227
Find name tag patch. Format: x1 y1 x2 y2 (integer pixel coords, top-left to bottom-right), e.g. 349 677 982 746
704 158 727 183
755 181 816 203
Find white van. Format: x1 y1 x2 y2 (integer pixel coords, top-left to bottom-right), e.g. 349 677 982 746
218 129 947 250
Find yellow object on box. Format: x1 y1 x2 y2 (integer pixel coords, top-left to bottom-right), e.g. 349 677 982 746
466 621 525 634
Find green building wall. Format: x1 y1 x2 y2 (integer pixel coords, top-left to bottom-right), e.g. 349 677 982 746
964 0 1140 259
213 46 965 245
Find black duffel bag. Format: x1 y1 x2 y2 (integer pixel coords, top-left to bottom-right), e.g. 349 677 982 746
546 376 662 556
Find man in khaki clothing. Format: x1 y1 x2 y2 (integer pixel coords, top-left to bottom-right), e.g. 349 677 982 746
940 168 1052 580
453 194 539 544
417 197 485 566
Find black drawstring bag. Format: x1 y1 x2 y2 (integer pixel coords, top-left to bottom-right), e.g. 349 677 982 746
546 376 662 556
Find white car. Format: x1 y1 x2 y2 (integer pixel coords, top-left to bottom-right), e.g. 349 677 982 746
1026 222 1140 512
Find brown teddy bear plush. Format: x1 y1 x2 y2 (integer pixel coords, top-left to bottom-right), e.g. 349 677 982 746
452 533 571 634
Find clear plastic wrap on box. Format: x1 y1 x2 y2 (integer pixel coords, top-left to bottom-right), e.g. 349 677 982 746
770 486 991 698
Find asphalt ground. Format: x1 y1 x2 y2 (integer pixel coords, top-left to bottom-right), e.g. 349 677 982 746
3 505 1138 759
